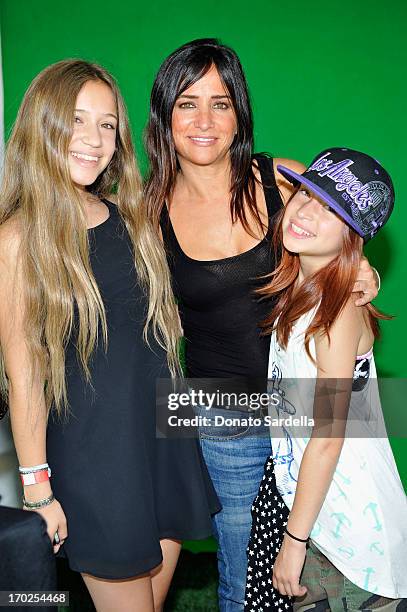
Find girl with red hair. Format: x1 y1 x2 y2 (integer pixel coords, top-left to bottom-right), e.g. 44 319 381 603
245 148 407 611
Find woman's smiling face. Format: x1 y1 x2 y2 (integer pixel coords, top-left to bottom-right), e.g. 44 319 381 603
171 64 237 167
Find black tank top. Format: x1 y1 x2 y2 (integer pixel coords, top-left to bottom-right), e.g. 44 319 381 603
160 155 283 380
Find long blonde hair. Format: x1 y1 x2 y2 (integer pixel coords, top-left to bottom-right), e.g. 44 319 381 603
0 59 181 416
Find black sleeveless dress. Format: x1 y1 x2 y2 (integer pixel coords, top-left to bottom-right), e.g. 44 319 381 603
46 199 220 580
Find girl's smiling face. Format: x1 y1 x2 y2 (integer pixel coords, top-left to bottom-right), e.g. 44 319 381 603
282 185 346 261
68 79 117 190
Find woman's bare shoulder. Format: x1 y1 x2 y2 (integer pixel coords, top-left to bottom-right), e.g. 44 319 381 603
252 155 305 179
273 158 307 204
273 157 307 173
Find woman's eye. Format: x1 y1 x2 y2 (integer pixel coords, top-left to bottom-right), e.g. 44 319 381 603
322 203 333 212
300 188 311 198
74 116 82 124
178 102 195 109
102 123 116 130
213 102 229 110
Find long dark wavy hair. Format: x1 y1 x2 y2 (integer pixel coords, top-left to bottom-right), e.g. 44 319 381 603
144 38 264 235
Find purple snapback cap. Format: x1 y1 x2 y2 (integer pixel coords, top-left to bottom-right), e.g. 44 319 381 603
277 148 395 242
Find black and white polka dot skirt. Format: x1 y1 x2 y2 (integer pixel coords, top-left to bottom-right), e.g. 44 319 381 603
245 456 293 611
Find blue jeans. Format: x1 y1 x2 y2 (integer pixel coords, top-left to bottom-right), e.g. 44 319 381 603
196 406 272 611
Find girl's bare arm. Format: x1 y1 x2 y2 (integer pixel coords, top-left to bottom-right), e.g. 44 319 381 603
0 221 67 551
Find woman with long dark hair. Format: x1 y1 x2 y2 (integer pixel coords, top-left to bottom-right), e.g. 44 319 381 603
0 59 219 611
145 40 379 610
245 148 407 610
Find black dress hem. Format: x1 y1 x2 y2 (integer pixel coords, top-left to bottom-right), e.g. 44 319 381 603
66 554 163 581
63 528 216 579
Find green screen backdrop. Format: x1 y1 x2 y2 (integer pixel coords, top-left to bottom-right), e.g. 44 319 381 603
1 0 406 485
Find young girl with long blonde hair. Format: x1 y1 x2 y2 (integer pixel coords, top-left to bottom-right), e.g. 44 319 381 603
0 59 219 612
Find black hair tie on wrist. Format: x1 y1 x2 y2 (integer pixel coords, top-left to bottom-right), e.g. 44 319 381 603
285 528 309 543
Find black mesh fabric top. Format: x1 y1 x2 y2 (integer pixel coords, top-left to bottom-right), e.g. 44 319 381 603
160 155 284 380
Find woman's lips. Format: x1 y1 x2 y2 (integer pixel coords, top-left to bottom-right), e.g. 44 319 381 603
188 136 218 146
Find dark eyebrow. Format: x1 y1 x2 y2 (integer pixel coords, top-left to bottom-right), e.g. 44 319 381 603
177 94 230 100
75 108 118 120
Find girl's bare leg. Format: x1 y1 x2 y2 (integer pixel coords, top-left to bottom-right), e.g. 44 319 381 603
81 571 154 612
151 539 182 612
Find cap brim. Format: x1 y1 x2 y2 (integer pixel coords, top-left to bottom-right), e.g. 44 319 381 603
277 164 364 239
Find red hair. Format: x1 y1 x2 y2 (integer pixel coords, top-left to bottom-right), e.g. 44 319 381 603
258 207 390 361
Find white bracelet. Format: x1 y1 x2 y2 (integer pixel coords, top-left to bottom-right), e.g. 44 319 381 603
19 463 50 474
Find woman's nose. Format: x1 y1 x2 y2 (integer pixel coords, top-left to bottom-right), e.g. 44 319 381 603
194 106 214 131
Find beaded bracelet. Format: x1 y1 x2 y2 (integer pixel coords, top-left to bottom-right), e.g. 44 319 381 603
22 492 55 509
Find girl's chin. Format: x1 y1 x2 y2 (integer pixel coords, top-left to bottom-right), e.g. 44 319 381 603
72 182 90 192
70 173 99 188
282 237 301 253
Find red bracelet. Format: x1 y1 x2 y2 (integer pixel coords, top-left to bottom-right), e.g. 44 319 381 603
20 469 50 486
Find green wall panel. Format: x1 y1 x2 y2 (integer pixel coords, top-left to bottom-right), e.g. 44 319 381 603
1 0 405 483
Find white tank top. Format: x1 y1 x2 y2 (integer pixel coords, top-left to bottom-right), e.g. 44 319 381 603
268 309 407 598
